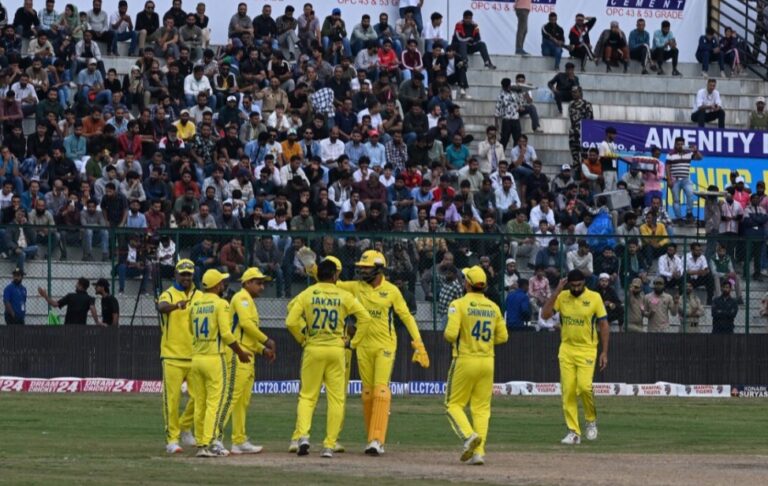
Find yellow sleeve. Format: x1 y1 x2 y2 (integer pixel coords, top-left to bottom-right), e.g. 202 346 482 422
443 301 461 343
493 305 509 345
392 287 422 342
158 290 173 305
237 304 270 354
285 292 307 345
553 292 564 315
336 280 356 293
217 299 236 346
348 296 371 349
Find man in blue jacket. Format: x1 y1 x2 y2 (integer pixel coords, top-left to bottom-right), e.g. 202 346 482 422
505 278 532 331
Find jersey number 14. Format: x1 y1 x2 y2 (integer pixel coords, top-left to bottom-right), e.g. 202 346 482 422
194 317 210 338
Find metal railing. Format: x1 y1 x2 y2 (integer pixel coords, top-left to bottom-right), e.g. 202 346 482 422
709 0 768 79
1 224 766 334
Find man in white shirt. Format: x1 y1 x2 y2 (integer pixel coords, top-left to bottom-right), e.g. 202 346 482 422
338 190 366 223
10 74 38 117
691 78 725 128
357 101 384 131
279 155 310 187
658 242 684 294
495 175 521 221
109 1 138 57
477 126 505 176
529 196 556 229
422 11 446 52
686 242 714 305
566 240 594 281
184 66 214 108
598 126 620 192
319 126 345 167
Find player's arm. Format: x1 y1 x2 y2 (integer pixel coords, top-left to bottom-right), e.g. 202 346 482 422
443 302 461 344
157 291 184 314
347 297 371 349
285 294 308 345
219 301 250 363
493 309 509 345
393 289 430 367
594 297 609 371
542 278 566 319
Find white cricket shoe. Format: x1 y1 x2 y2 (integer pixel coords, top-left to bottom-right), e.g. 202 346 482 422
460 433 482 462
333 443 346 453
211 440 230 456
165 442 183 454
196 447 216 458
585 421 598 441
560 431 581 445
288 440 299 453
231 441 263 455
467 453 485 465
297 437 310 456
180 431 196 447
364 440 385 455
321 448 333 458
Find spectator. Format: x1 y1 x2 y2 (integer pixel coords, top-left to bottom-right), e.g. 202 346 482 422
658 243 684 294
643 277 678 332
567 239 594 286
691 78 725 128
94 278 119 326
3 267 26 325
38 277 101 325
80 198 109 261
567 13 596 72
505 278 531 331
626 278 645 332
568 87 593 166
652 20 681 76
321 7 350 56
711 280 738 334
686 242 714 305
595 21 629 73
528 263 551 309
540 12 565 70
219 236 245 278
629 18 652 74
494 78 521 151
88 0 114 54
436 263 463 329
696 27 725 78
110 0 138 57
422 12 446 53
596 273 622 328
547 62 579 115
749 96 768 130
451 10 495 69
135 1 160 51
116 235 151 294
533 240 562 286
710 242 742 301
667 136 702 224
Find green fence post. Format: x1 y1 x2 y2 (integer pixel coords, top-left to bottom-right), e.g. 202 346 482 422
431 234 437 332
745 237 751 335
681 237 688 334
47 230 52 302
622 236 629 332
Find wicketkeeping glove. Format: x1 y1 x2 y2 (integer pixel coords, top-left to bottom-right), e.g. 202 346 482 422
411 340 430 368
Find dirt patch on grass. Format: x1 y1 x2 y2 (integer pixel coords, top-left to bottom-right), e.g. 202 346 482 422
225 450 768 485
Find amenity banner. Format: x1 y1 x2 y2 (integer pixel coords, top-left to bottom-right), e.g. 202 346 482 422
63 0 707 58
581 120 768 193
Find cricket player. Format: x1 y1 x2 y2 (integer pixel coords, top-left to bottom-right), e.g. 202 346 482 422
286 259 372 458
340 250 430 455
444 266 508 465
188 269 251 457
156 259 199 454
541 269 609 445
287 256 352 454
216 267 276 455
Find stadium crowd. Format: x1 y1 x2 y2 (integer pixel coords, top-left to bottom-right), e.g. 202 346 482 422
0 0 765 333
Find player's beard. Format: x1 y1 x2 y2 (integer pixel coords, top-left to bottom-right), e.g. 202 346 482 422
569 288 585 297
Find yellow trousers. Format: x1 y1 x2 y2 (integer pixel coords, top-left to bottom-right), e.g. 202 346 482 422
188 354 227 448
356 346 395 442
294 345 346 449
558 345 597 436
161 358 195 445
445 357 494 455
217 350 255 445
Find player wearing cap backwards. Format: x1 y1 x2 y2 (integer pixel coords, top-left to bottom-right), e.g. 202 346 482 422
339 250 430 455
188 269 251 457
156 259 201 454
444 266 508 466
286 259 372 458
541 269 609 445
215 268 277 455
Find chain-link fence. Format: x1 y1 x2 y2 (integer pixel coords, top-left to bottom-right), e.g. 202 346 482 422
2 224 766 334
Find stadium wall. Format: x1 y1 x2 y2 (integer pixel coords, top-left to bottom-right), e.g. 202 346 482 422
2 327 767 384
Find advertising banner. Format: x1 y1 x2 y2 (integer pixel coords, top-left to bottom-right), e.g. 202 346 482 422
60 0 706 57
581 120 768 196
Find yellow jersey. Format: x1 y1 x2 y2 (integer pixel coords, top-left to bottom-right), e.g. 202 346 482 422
338 279 422 350
444 292 508 358
286 282 370 347
554 288 607 349
189 292 236 356
158 283 200 359
229 288 270 355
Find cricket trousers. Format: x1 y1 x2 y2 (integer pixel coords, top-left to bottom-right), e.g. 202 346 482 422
162 358 195 445
558 344 598 436
294 345 347 449
188 354 228 448
218 350 255 445
445 356 494 456
356 345 396 443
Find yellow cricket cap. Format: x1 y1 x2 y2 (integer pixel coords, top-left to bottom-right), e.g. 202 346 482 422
462 266 487 288
175 259 195 273
322 256 343 272
241 267 271 282
355 250 386 268
202 269 229 289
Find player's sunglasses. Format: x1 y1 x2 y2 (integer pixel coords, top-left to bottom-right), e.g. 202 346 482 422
177 262 195 272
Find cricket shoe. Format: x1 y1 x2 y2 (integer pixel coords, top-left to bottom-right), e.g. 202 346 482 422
180 431 196 447
297 437 310 456
467 454 485 466
288 440 299 453
364 440 385 455
333 443 346 453
585 421 598 441
560 431 581 445
460 433 482 462
211 441 230 456
165 442 183 454
231 441 263 455
196 447 216 458
321 448 334 458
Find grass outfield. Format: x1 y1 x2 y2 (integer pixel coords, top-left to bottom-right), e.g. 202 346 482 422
0 394 767 485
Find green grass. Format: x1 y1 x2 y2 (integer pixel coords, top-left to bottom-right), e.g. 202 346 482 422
0 394 766 484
